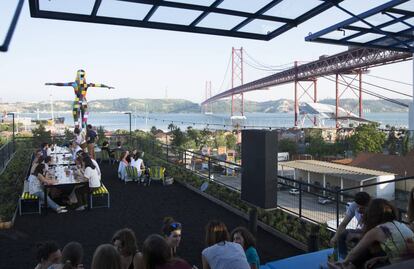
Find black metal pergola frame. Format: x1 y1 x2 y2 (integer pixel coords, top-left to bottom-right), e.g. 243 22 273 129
305 0 414 53
0 0 24 52
28 0 343 41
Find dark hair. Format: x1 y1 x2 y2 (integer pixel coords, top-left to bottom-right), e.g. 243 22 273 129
33 163 45 176
87 124 92 129
125 154 131 164
83 156 95 169
117 141 122 147
134 151 142 161
41 142 48 149
61 242 83 269
91 244 121 269
37 155 45 164
120 151 128 162
407 187 414 224
112 228 138 257
45 156 52 163
143 234 171 269
205 220 229 247
363 198 398 233
161 217 182 236
102 141 109 147
74 128 80 135
230 226 256 250
36 241 59 263
354 192 371 206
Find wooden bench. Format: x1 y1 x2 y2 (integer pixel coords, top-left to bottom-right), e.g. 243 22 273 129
90 184 110 209
19 181 41 215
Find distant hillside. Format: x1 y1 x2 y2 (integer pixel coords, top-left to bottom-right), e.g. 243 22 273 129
0 98 410 113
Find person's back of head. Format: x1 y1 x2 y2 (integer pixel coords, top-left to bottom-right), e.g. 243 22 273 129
143 234 171 269
102 141 109 147
61 242 83 269
364 198 398 233
74 128 80 135
91 244 121 269
87 124 92 130
205 220 230 247
355 192 371 207
36 241 61 266
117 141 122 148
112 228 138 257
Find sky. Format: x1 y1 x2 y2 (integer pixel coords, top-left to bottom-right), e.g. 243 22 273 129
0 0 412 104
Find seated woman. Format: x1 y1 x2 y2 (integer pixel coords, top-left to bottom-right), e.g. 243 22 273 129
101 141 114 158
202 220 250 269
161 217 182 257
28 164 67 213
91 244 122 269
112 228 143 269
75 156 101 211
231 227 260 269
334 199 414 268
31 155 45 175
143 234 192 269
118 151 129 181
131 151 145 177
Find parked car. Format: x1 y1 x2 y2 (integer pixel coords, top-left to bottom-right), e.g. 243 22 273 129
289 188 300 195
318 197 332 205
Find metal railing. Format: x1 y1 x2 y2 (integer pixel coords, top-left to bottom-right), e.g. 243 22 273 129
0 140 16 174
132 136 414 230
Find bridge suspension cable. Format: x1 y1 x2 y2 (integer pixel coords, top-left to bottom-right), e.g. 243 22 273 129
365 74 413 87
323 76 409 107
219 53 232 92
343 75 412 98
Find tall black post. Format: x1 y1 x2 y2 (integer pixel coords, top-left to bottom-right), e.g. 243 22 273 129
7 113 15 150
248 207 258 237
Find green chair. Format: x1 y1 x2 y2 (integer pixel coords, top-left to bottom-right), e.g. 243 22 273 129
125 166 139 183
148 166 165 186
100 150 113 164
113 150 122 164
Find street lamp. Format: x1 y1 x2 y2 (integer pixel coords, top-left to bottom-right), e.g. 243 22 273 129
7 113 15 148
124 112 132 138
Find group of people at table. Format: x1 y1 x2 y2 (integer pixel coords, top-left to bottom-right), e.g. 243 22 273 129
34 217 260 269
28 127 102 213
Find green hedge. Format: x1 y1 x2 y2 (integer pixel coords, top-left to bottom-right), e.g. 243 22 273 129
0 148 32 221
145 153 332 249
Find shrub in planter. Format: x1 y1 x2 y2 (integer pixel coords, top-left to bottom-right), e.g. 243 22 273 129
0 149 31 223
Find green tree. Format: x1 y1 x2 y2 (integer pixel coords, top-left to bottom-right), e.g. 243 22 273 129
168 123 176 132
278 139 298 156
150 126 158 135
349 123 386 155
96 126 106 146
214 132 226 148
64 128 75 143
171 127 187 148
186 127 201 149
225 133 237 150
31 123 51 146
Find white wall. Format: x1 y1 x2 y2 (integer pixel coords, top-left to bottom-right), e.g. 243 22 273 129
376 175 395 200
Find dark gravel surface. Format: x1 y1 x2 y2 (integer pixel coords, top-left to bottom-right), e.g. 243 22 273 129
0 163 303 269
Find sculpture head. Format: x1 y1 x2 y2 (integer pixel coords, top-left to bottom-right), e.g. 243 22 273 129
76 69 86 83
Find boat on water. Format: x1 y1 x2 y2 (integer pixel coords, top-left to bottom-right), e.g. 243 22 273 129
32 116 65 125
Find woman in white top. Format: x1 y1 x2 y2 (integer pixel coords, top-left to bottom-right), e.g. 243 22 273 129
28 164 67 213
202 220 250 269
131 151 145 177
75 155 101 211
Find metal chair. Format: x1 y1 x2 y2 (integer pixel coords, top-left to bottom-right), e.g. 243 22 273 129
148 166 166 186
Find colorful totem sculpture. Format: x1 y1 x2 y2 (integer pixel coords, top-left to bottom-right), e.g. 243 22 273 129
45 70 114 129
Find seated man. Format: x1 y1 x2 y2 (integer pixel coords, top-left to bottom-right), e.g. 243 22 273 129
330 191 371 259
